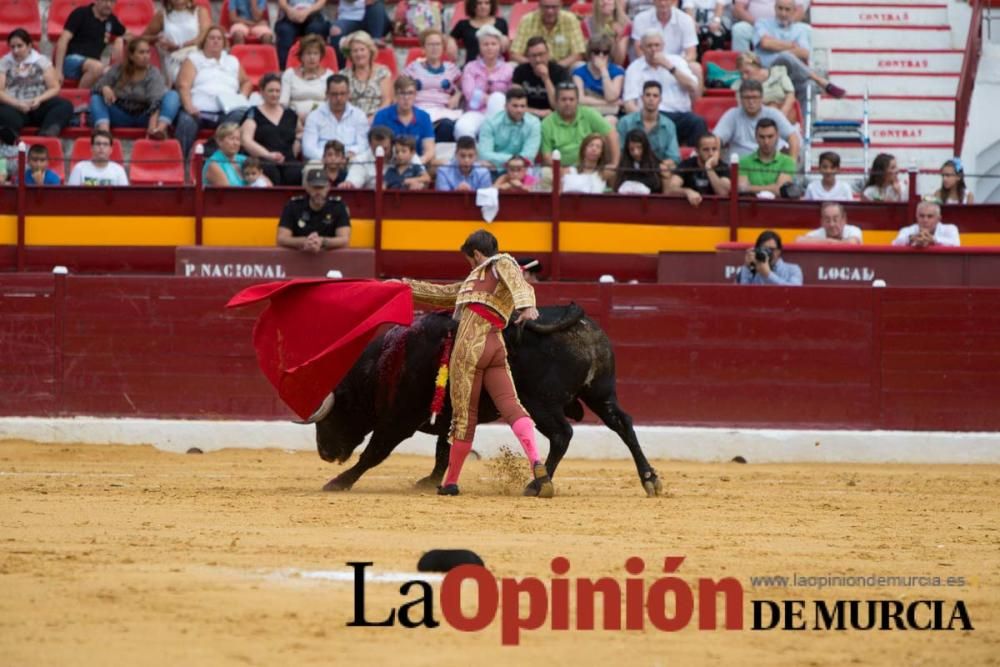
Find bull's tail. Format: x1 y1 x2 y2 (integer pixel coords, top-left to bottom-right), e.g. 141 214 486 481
524 302 585 335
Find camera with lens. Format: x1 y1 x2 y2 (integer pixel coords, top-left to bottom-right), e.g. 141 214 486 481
754 246 772 263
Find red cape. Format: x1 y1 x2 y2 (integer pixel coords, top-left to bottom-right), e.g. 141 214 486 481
227 279 413 420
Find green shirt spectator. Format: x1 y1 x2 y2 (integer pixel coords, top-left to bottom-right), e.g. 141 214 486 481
740 150 795 186
541 104 611 168
737 117 795 195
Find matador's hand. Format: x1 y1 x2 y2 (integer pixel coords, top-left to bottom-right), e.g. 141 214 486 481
514 307 539 324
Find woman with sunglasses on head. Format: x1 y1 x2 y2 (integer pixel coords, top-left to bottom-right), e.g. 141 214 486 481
572 34 624 121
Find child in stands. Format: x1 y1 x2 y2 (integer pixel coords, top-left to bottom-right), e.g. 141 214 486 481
242 156 271 187
494 155 538 192
804 151 853 201
861 153 902 202
384 135 430 190
24 144 62 185
934 158 974 205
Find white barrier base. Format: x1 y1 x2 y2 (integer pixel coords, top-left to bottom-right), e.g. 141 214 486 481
1 417 998 464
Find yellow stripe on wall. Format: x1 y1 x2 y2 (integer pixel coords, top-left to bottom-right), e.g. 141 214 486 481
203 217 375 248
0 215 16 245
26 216 195 246
562 222 731 253
382 220 551 251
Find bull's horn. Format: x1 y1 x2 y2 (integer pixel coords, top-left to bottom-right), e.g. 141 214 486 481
295 393 335 424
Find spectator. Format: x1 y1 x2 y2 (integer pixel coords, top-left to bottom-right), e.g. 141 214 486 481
67 129 129 186
573 34 625 119
541 82 619 168
804 151 853 201
614 129 664 194
89 37 180 140
329 0 391 62
241 73 302 186
625 0 656 19
322 138 350 186
449 0 510 64
731 0 805 53
616 81 680 165
670 132 731 205
934 158 974 205
277 161 352 251
685 0 731 56
861 153 902 202
174 26 253 157
0 154 7 184
344 124 394 188
0 29 74 142
714 79 800 159
732 52 795 122
510 0 587 68
275 0 330 70
512 37 570 120
302 74 370 160
436 135 492 191
242 156 272 186
479 87 541 171
24 144 62 185
393 0 443 41
384 134 431 190
754 0 846 105
736 230 803 285
227 0 275 45
143 0 212 83
342 31 393 119
403 29 462 142
494 154 538 191
203 122 246 186
562 133 612 193
892 201 960 248
281 34 337 118
631 0 702 82
54 0 127 89
455 25 513 138
738 117 795 196
586 0 629 66
372 75 436 166
797 202 862 245
622 31 704 147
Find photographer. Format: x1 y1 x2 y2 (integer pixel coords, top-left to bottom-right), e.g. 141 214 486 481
735 230 803 285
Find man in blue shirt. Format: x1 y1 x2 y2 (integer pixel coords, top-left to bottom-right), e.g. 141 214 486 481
735 230 803 285
436 136 493 192
616 81 680 165
371 76 436 166
479 87 542 171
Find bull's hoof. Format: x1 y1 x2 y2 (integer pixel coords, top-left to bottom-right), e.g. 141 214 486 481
414 474 443 490
642 471 663 497
322 476 353 492
522 479 541 497
532 462 554 499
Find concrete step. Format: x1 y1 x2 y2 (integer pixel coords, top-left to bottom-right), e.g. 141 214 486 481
828 48 964 74
813 26 954 50
807 143 954 170
811 3 949 27
829 72 959 96
867 121 955 144
817 96 955 121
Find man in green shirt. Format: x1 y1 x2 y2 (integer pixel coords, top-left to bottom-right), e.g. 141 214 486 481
540 83 620 168
738 117 796 195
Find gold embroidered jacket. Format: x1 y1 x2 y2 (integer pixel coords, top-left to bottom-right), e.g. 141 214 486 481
404 253 536 322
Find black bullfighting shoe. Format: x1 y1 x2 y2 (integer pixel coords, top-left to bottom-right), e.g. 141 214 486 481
532 462 554 499
437 484 460 496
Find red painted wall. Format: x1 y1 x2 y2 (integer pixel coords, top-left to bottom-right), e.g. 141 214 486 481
2 274 999 431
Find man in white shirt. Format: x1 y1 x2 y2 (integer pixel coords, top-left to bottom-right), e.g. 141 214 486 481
892 201 960 248
302 74 371 161
623 31 706 146
67 130 128 186
631 0 702 82
713 79 800 159
797 202 862 244
732 0 807 52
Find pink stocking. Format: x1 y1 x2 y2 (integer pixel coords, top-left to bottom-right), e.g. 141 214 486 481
443 439 473 486
511 417 541 465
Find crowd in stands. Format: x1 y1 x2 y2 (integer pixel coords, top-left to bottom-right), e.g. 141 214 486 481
0 0 977 218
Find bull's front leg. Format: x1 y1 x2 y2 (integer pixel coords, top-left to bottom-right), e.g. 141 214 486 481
414 433 450 490
322 431 403 492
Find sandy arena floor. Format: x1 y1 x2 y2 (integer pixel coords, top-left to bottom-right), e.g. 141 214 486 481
1 440 998 666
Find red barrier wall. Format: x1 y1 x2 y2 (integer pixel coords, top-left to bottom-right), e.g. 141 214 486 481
2 274 999 431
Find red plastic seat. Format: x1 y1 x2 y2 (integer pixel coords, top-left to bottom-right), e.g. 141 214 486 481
128 139 185 185
231 43 281 88
448 2 467 30
509 2 539 42
569 2 592 17
22 136 66 181
693 96 738 132
375 46 399 77
70 137 126 171
287 39 339 72
219 0 270 43
115 0 156 35
0 0 43 41
47 0 91 42
58 87 92 126
702 49 741 73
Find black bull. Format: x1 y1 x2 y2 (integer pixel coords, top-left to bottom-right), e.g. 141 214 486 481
313 304 663 496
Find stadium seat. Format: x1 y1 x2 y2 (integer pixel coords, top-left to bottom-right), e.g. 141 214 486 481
391 3 420 47
287 39 339 71
448 2 467 30
0 0 43 41
70 137 126 171
569 2 592 17
693 96 738 131
375 47 399 77
22 137 66 181
231 44 281 88
59 88 92 126
219 0 269 43
47 0 91 43
115 0 156 35
702 50 741 74
128 139 185 185
509 2 539 41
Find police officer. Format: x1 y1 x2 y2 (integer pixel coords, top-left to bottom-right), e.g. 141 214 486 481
276 161 352 253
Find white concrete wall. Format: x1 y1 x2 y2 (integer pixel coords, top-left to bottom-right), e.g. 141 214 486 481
960 41 1000 203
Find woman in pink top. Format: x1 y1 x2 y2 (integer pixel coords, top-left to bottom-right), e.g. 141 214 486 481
454 24 512 138
403 28 462 141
